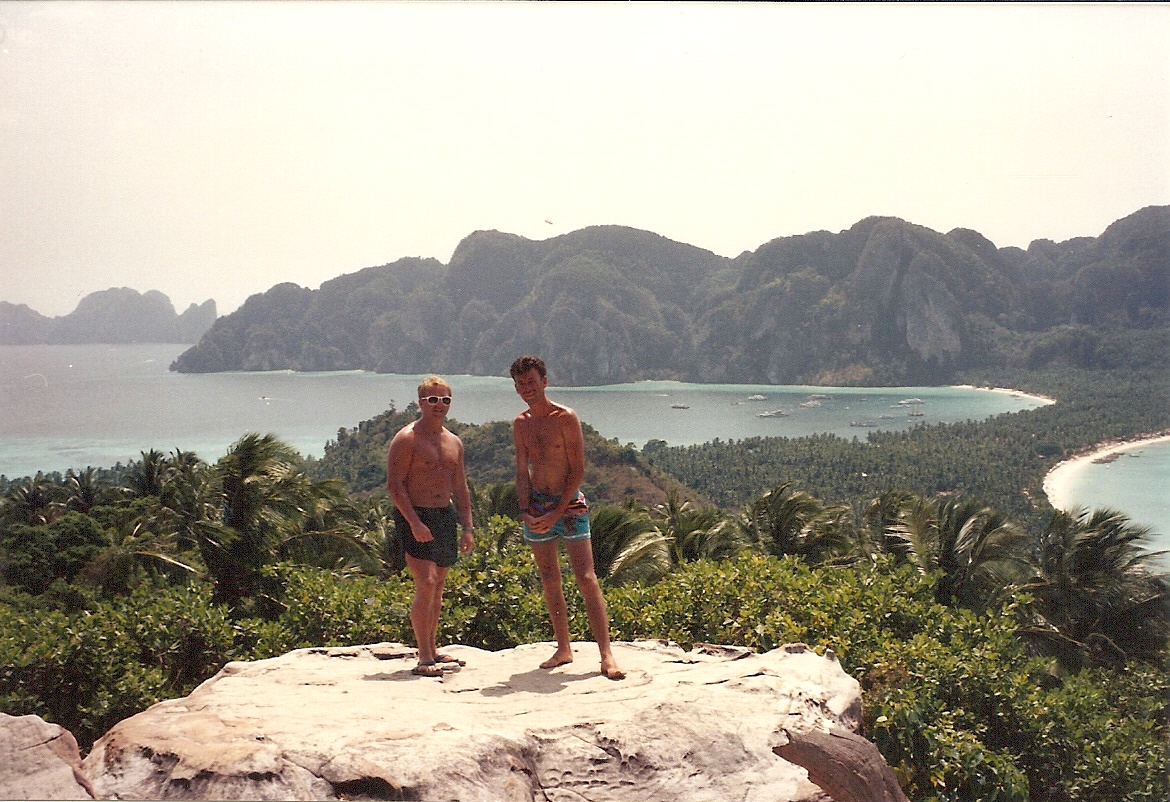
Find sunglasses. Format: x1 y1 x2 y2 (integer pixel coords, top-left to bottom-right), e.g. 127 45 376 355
422 396 452 406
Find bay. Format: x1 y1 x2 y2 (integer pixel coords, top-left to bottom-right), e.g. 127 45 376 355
2 344 1165 559
1046 439 1170 568
1 344 1045 478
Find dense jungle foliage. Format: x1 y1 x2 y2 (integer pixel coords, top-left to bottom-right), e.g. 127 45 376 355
2 359 1168 801
171 206 1169 386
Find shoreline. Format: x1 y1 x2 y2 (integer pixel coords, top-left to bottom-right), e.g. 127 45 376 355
954 384 1057 406
1043 431 1170 511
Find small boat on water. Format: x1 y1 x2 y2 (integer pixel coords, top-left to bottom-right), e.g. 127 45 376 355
799 400 821 408
747 394 766 401
757 409 788 418
850 420 879 427
671 403 690 410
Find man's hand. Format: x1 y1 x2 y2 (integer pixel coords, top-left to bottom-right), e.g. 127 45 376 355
410 522 433 542
523 510 559 534
460 529 475 554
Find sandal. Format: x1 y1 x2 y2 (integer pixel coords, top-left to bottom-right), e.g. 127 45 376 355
435 653 466 667
411 661 443 677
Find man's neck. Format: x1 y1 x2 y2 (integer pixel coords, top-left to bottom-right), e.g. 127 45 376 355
527 395 556 416
416 416 445 434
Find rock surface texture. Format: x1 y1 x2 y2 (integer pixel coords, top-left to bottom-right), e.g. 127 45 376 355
83 640 879 801
0 713 95 800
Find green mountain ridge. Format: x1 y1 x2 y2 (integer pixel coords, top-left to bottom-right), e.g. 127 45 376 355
172 207 1169 385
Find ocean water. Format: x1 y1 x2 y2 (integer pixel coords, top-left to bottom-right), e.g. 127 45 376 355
1 344 1045 476
1 344 1165 557
1048 441 1170 568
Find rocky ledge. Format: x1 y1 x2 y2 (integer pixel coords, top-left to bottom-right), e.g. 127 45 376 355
7 640 907 801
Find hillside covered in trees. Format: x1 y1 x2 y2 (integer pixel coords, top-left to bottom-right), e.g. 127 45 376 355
3 364 1167 800
172 206 1168 385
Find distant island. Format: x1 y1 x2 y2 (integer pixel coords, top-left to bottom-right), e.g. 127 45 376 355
0 288 216 345
171 205 1169 386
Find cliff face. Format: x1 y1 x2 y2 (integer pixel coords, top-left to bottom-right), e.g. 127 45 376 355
75 640 879 801
171 206 1169 384
0 289 216 345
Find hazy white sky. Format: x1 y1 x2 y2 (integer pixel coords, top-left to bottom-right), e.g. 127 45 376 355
2 2 1168 317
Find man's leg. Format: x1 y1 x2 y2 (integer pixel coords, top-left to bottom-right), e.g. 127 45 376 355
530 540 574 668
405 553 445 666
565 539 625 680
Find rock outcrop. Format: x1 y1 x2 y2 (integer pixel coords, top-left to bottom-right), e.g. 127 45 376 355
82 639 889 801
0 713 95 800
0 290 216 345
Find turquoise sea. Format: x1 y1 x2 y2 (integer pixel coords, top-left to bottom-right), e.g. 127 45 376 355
2 344 1166 558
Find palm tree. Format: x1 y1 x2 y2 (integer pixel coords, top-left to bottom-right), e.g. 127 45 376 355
748 482 827 560
79 519 198 596
1017 507 1170 666
590 503 664 584
653 491 748 564
124 449 168 498
278 477 376 574
884 494 1032 611
936 499 1031 611
862 490 919 557
802 503 866 566
146 449 214 554
63 468 108 514
197 433 361 608
354 496 401 575
1 475 62 526
470 481 521 531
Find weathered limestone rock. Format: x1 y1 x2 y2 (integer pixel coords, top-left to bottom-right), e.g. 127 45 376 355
84 640 878 801
0 713 95 801
774 723 910 802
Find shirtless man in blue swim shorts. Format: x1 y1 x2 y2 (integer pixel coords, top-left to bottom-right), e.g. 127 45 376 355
387 375 475 677
510 355 625 680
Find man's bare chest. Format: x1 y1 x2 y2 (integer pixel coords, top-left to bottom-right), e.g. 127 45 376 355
413 433 456 470
525 418 566 455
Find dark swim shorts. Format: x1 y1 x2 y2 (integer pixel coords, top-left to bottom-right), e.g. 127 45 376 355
394 505 459 568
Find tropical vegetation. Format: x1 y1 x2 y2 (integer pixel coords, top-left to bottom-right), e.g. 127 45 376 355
2 360 1168 801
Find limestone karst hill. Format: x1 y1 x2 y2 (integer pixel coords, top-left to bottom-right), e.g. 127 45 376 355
171 206 1169 385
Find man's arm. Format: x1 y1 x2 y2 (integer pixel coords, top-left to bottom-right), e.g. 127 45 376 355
386 427 432 541
556 407 587 511
513 416 534 524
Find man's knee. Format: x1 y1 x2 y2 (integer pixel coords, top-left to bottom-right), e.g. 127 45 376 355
537 563 564 587
574 567 601 590
408 562 442 590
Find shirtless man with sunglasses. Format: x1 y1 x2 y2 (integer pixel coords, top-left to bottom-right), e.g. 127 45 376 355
387 375 475 677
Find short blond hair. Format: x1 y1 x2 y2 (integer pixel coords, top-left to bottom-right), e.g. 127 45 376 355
417 375 451 397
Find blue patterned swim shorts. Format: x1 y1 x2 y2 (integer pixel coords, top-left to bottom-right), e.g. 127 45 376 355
522 489 591 545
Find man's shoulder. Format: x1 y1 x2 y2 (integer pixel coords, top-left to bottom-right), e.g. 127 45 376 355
390 420 419 442
551 402 580 423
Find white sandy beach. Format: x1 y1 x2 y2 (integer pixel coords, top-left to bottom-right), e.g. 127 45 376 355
1043 432 1170 511
954 384 1058 406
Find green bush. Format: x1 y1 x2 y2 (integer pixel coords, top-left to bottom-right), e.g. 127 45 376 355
1 548 1165 801
609 555 1167 802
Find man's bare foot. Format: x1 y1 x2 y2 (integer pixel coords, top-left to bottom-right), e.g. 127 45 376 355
540 650 574 670
600 655 626 680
